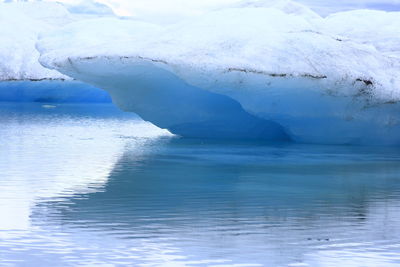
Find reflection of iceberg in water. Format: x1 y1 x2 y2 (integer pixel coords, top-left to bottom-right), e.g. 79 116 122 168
29 139 400 266
0 80 111 103
0 103 169 233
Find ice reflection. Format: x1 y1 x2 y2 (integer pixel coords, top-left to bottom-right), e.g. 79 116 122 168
0 103 169 234
1 103 400 266
31 139 400 266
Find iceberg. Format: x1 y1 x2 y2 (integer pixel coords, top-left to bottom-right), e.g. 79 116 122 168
37 1 400 144
323 10 400 58
37 0 400 144
0 2 70 81
0 2 112 103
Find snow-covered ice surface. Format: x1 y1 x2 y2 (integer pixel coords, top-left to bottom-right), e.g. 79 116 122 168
323 10 400 59
37 0 400 145
0 2 71 81
0 2 113 103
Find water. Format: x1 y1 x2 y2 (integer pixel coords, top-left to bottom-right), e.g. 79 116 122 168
1 103 400 267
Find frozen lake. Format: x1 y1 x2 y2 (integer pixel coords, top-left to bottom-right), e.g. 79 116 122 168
1 103 400 266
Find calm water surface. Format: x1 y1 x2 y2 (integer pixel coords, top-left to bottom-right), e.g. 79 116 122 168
1 103 400 267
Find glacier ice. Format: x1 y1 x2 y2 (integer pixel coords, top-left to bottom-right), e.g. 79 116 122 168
323 10 400 58
0 2 71 81
63 0 115 16
0 2 112 103
101 0 322 24
37 0 400 145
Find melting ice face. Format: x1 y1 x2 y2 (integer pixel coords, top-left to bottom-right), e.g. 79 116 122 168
1 1 399 144
36 1 400 145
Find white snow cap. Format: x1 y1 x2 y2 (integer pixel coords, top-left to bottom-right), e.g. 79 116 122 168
101 0 321 24
38 0 400 102
0 1 114 81
324 9 400 58
0 2 71 80
3 0 400 102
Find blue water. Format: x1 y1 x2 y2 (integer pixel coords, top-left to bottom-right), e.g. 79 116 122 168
0 81 111 103
1 103 400 267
